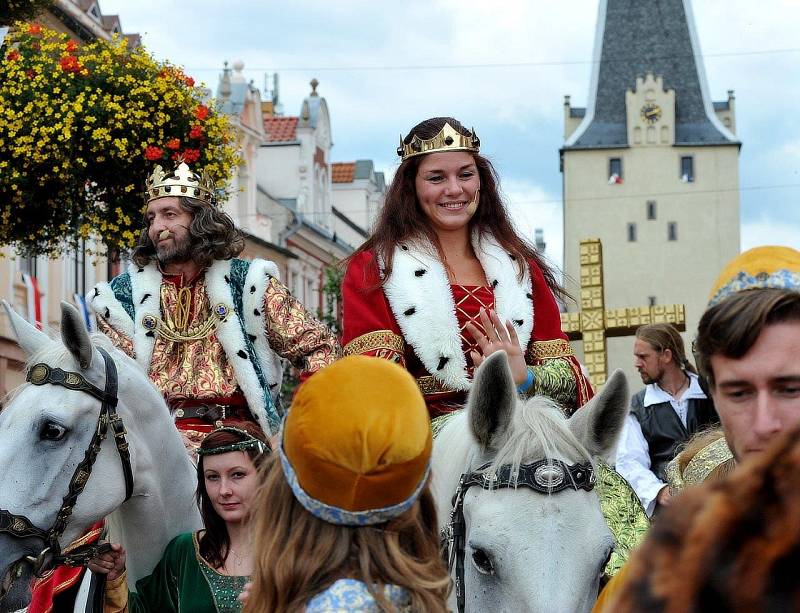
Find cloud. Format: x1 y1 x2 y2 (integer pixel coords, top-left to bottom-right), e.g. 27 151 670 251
742 219 800 252
100 0 800 246
501 179 564 272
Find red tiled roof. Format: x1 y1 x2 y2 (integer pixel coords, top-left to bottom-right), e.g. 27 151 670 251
332 162 356 183
263 116 298 142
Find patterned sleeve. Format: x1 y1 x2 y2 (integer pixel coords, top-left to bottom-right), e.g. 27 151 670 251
263 277 341 376
341 251 405 365
524 260 594 414
95 314 136 359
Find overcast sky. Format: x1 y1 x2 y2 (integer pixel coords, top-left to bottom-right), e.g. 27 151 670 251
101 0 799 270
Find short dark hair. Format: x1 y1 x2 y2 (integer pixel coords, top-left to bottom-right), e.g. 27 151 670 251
131 196 245 268
695 288 800 387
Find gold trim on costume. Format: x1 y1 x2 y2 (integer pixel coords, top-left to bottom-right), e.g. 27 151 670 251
343 330 405 356
667 436 735 493
527 339 575 362
416 375 455 396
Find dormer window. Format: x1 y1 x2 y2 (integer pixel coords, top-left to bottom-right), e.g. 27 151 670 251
89 4 100 20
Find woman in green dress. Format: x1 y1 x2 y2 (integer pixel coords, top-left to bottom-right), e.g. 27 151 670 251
89 425 269 612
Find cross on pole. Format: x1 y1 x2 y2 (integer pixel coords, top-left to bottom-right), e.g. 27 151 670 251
560 238 686 388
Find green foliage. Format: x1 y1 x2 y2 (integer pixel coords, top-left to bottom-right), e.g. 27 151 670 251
0 23 239 256
319 263 344 335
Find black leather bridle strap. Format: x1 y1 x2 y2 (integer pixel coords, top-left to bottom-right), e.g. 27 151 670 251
443 459 597 613
0 347 133 577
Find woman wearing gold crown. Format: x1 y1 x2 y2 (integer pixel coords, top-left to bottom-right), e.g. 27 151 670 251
341 117 592 419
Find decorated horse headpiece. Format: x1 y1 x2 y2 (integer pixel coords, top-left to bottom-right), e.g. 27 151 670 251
707 245 800 308
278 355 432 526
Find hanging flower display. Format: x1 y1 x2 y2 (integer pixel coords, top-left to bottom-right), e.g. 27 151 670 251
0 23 239 256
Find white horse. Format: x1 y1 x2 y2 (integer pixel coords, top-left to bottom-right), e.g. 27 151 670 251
432 351 629 613
0 301 201 612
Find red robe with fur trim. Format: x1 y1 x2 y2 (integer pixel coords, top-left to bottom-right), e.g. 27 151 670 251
342 246 592 418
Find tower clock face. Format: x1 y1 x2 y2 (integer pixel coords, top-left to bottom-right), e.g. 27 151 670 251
641 103 662 124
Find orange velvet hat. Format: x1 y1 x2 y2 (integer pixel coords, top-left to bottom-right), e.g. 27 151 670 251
278 355 432 526
707 246 800 307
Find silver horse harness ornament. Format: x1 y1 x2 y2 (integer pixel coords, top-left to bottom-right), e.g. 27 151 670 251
442 458 597 613
0 347 134 577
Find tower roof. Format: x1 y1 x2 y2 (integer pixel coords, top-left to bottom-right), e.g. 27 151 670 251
565 0 737 150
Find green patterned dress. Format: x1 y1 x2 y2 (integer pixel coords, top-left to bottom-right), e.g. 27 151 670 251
105 531 248 612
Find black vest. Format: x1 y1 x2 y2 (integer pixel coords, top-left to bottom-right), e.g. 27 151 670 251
629 388 718 481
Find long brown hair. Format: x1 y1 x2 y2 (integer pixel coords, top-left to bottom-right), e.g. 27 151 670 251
612 423 800 612
635 323 697 374
351 116 564 298
244 455 450 613
131 196 245 268
197 423 269 569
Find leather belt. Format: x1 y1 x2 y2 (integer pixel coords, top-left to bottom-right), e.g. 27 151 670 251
171 403 249 424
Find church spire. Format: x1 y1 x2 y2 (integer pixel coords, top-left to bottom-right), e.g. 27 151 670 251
565 0 737 149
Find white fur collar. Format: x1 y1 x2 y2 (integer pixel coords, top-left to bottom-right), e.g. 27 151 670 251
382 233 533 391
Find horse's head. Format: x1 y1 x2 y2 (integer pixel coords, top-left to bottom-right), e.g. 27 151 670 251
0 301 146 610
433 351 629 613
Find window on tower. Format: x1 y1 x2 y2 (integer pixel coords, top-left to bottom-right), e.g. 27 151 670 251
609 158 623 184
647 200 657 220
627 222 637 242
668 222 678 241
680 156 694 182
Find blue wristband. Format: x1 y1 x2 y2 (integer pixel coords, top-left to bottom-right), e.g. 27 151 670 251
516 368 534 395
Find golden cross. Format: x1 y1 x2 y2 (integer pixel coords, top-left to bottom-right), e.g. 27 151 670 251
560 238 686 387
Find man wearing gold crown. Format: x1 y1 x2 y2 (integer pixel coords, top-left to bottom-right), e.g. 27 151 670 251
90 161 340 446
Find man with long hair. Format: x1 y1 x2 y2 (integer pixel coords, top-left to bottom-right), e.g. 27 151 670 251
616 323 717 516
90 161 339 446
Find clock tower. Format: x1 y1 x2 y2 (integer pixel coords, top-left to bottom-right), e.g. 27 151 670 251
560 0 741 386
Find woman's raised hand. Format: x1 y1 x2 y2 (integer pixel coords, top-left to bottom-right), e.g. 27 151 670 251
87 542 127 581
465 308 529 385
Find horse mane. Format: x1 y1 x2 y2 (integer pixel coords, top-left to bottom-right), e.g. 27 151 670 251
488 395 592 478
436 395 593 490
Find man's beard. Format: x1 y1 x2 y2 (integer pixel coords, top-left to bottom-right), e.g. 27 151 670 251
639 368 663 386
156 234 193 265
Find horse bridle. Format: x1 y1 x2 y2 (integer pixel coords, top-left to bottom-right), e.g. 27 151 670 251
0 347 133 578
441 458 597 613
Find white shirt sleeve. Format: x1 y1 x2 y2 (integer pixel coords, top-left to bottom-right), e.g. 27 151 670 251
615 415 666 516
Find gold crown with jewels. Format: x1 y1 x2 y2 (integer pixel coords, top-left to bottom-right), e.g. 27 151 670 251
396 122 480 161
144 162 217 205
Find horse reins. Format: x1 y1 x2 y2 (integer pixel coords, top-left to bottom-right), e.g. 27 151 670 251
441 458 597 613
0 347 133 578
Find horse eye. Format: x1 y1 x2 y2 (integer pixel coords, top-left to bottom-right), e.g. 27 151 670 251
40 422 67 441
471 548 495 576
